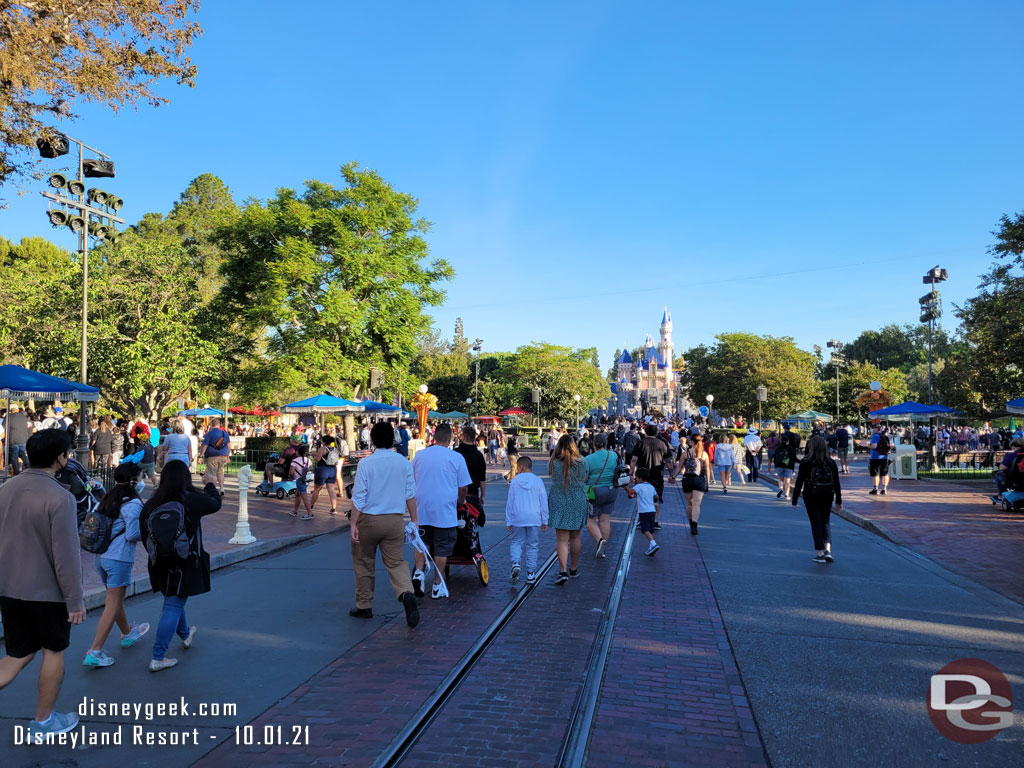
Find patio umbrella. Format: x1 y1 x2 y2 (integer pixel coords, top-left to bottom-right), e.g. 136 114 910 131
0 365 99 480
359 399 402 413
445 411 469 419
281 394 365 413
1007 397 1024 415
786 409 833 422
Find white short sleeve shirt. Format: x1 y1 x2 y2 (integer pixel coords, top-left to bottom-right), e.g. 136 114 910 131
412 445 472 528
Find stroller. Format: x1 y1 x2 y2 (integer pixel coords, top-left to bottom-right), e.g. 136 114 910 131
443 497 489 586
57 457 105 526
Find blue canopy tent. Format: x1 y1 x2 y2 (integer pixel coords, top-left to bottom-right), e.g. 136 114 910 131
868 401 959 422
281 394 365 413
359 399 402 413
1 365 99 480
1007 397 1024 415
177 407 226 418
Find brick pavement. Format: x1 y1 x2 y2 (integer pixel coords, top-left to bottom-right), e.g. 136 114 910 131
765 456 1024 606
586 486 768 768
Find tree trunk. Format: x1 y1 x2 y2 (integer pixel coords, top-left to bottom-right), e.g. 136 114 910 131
343 413 356 452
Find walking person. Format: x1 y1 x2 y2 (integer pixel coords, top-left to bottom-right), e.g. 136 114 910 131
548 435 589 584
289 444 314 520
505 456 548 585
311 435 343 515
868 426 892 496
505 432 519 478
792 435 842 563
629 424 670 528
743 428 763 483
633 467 660 555
200 418 231 495
90 415 114 470
83 462 150 668
454 426 488 512
714 433 738 493
140 461 221 671
348 423 420 627
0 429 85 735
411 424 471 600
774 426 799 499
159 419 193 470
835 423 851 474
679 435 711 535
584 433 620 558
3 403 31 475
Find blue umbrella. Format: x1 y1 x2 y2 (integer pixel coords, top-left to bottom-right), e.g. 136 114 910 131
281 394 365 413
359 399 401 413
0 364 99 402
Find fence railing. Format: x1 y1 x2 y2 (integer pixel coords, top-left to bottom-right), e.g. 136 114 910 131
916 449 1005 481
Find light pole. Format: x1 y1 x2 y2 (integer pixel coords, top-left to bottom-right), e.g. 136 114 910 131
532 387 542 442
826 340 844 422
223 392 231 432
920 266 947 404
573 394 581 429
756 385 767 429
466 397 473 421
706 394 714 425
38 135 125 466
471 338 482 407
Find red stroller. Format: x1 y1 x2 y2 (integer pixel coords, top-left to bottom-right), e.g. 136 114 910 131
443 498 489 586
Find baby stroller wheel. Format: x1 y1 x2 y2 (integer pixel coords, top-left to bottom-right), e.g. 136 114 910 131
475 557 489 586
276 488 286 499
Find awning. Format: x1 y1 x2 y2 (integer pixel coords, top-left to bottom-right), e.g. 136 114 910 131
786 410 833 422
499 407 530 416
868 401 955 418
359 399 402 413
282 394 366 413
1007 397 1024 415
0 364 99 402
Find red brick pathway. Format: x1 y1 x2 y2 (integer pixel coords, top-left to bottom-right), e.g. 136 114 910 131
818 459 1024 605
586 487 768 768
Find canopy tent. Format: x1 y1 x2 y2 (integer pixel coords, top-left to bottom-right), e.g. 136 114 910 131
499 407 530 416
444 411 469 420
472 415 502 425
428 410 445 419
281 394 365 413
867 401 955 419
786 410 833 422
359 399 402 413
178 407 226 418
1007 397 1024 415
0 364 99 402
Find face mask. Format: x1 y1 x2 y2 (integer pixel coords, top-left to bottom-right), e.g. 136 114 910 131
135 480 146 495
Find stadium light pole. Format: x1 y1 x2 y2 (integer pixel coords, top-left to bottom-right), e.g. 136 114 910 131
920 266 948 404
826 340 844 422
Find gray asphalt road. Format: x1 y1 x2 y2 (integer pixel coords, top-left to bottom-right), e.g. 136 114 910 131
0 469 524 768
689 479 1024 768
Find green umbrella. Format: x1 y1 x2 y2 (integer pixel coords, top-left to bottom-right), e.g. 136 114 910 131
787 409 833 422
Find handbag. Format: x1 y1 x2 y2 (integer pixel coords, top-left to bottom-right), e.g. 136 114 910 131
586 451 611 501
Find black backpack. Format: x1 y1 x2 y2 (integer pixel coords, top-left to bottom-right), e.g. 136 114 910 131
876 434 891 455
776 440 794 468
806 461 835 495
145 501 191 567
80 509 123 554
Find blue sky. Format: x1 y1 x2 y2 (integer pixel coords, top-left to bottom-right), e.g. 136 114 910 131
3 0 1022 370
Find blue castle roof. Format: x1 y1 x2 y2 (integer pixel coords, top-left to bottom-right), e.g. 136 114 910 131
617 349 633 364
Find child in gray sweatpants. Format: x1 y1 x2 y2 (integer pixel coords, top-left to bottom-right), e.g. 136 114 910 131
505 456 549 586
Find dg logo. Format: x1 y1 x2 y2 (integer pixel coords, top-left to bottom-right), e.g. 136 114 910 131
928 658 1014 744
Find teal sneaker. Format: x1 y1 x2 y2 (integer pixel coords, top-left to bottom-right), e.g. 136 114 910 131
83 649 115 668
120 622 151 648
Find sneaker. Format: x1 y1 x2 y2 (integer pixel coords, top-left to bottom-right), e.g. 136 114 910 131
723 487 728 494
509 564 521 585
811 554 827 564
83 649 115 668
412 569 425 598
182 625 197 650
869 488 878 495
555 571 569 585
149 657 178 672
690 520 698 535
29 711 79 735
569 568 580 578
526 571 537 585
646 541 660 556
880 488 887 496
653 521 661 530
300 513 314 520
348 607 373 618
120 622 150 648
776 489 784 498
431 582 449 599
401 592 419 628
595 539 608 559
824 552 834 563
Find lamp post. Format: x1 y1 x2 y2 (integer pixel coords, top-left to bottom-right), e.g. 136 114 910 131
472 338 482 407
223 392 231 432
466 398 473 422
826 340 844 422
573 394 581 429
920 266 948 404
38 135 125 466
532 387 542 441
756 385 767 429
706 394 714 425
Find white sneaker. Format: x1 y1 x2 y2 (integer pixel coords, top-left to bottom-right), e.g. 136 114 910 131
431 582 449 599
29 711 79 735
149 657 178 672
412 569 425 598
83 649 115 667
120 622 150 648
182 625 197 649
646 540 660 556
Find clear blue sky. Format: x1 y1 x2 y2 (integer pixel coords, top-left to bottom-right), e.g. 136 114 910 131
3 1 1022 370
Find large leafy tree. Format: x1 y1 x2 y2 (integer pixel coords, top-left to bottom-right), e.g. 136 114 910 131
215 163 454 404
0 1 200 190
815 360 909 423
842 323 950 372
682 333 819 421
501 343 609 422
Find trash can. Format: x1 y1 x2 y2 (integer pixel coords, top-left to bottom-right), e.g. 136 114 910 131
892 443 918 480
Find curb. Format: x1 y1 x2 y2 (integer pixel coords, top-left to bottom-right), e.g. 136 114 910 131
755 471 900 545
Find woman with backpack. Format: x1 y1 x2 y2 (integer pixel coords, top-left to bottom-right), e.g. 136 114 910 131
82 462 150 668
310 435 342 515
139 461 222 672
713 433 740 494
679 436 711 535
792 434 842 564
289 444 315 520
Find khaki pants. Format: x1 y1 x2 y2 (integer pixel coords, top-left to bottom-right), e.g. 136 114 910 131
203 454 229 490
351 513 413 609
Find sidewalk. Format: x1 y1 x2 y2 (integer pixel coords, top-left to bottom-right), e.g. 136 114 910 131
758 456 1024 606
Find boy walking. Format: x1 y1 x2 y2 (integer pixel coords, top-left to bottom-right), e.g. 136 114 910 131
505 456 548 585
634 467 660 556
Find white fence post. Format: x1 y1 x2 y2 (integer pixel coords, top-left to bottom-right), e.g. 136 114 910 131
229 464 257 545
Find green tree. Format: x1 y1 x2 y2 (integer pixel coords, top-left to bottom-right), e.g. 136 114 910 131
682 333 819 421
502 343 609 422
816 361 909 423
215 163 454 403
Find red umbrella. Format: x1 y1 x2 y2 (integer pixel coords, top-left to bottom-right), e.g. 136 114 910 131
499 407 530 416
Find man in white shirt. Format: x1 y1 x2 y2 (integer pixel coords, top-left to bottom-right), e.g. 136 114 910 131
743 428 764 482
411 424 471 599
359 424 371 450
349 422 420 627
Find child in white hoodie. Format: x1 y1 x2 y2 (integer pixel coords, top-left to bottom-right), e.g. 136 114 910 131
505 456 548 585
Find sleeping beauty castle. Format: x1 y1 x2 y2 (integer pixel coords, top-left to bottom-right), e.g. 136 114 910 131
609 307 691 417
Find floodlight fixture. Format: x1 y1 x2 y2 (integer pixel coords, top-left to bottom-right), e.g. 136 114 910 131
67 215 86 232
47 209 68 227
48 173 68 189
87 188 108 205
106 195 123 211
82 158 115 178
67 179 86 196
88 221 108 239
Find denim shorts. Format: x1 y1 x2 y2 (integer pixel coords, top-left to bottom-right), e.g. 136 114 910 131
294 478 309 495
777 468 794 480
95 556 134 589
314 465 337 486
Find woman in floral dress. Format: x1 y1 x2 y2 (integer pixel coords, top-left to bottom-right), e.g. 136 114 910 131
548 434 589 584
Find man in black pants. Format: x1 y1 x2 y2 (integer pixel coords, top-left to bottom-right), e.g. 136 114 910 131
629 424 670 529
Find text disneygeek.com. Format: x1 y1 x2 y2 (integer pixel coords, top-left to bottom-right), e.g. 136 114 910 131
12 696 310 748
